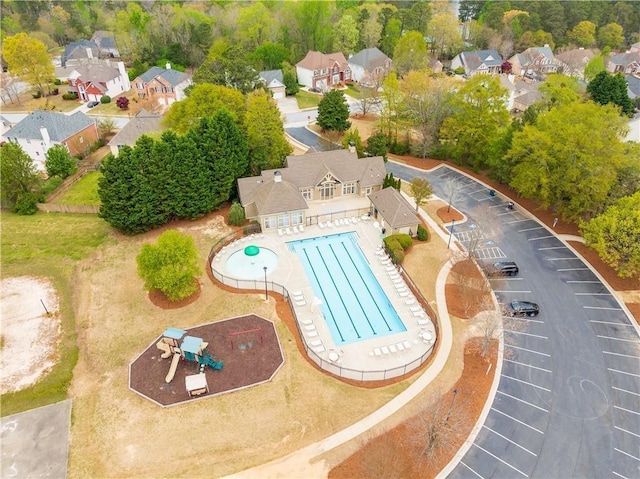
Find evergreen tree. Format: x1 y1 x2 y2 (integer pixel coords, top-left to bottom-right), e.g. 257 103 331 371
316 89 351 132
587 71 634 116
366 132 389 160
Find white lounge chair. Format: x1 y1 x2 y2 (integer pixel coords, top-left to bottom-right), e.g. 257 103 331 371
306 330 318 337
389 344 397 353
314 346 326 353
410 305 422 312
299 224 305 232
286 227 292 235
291 290 303 298
381 346 390 355
351 216 358 223
293 226 299 234
374 347 382 356
399 291 409 297
403 340 412 349
396 342 405 351
304 324 316 331
300 318 313 325
278 229 284 236
413 311 425 317
417 319 429 325
310 339 323 347
326 220 333 227
318 221 325 229
295 299 307 306
405 298 416 305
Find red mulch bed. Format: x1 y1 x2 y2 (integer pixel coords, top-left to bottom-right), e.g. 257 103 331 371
129 314 283 407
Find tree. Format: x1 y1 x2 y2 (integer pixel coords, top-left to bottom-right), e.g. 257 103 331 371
163 83 246 134
366 132 389 160
341 128 365 158
136 230 202 302
567 20 596 47
581 193 640 280
516 29 555 52
227 202 246 227
392 31 429 77
584 54 605 83
45 145 76 179
245 89 292 174
316 89 351 132
380 17 402 57
116 96 130 110
587 71 634 116
427 12 464 59
410 178 433 213
2 32 54 96
282 62 299 96
539 74 581 109
506 101 629 221
333 14 359 55
0 142 41 210
597 23 624 50
194 43 260 94
439 75 510 170
97 118 117 141
252 43 290 71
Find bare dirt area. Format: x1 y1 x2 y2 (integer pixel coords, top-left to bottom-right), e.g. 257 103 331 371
0 277 61 394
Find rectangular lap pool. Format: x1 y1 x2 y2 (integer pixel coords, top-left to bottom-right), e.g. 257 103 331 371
288 232 407 345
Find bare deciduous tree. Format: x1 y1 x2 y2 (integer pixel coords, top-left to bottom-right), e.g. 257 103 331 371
358 430 412 479
444 177 461 213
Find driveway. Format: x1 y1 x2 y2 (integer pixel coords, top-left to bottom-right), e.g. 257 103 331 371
387 162 640 479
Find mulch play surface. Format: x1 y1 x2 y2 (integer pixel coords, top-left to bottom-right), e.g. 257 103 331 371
129 314 284 407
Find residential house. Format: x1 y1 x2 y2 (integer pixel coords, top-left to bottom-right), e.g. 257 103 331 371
348 47 392 84
626 74 640 100
368 187 420 236
132 64 193 106
509 45 559 77
450 50 503 76
90 31 120 58
259 70 286 99
61 39 100 68
555 48 595 79
499 74 517 111
108 109 163 156
511 78 542 113
607 50 640 75
296 51 351 90
237 150 385 231
428 56 444 74
1 110 98 171
67 61 130 102
0 115 13 136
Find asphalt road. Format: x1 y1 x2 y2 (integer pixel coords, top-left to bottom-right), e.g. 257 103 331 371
387 162 640 479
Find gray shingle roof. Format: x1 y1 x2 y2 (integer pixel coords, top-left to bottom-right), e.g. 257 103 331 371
70 63 120 83
5 110 95 142
108 109 163 148
62 40 99 67
368 187 419 229
348 47 390 71
138 66 191 86
259 70 284 85
461 50 503 70
626 74 640 99
91 31 117 51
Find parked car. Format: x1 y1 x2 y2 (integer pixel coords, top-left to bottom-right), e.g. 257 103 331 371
505 300 540 317
87 101 100 108
488 261 519 277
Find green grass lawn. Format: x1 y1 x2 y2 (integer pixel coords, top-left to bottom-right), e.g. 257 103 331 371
295 90 321 109
54 171 102 206
345 84 363 99
0 211 112 416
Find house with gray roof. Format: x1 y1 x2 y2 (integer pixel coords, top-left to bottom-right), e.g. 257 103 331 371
259 70 286 99
348 47 392 84
90 31 120 58
132 64 192 107
608 50 640 75
68 60 130 102
450 50 503 77
626 74 640 100
61 40 100 68
238 150 385 232
1 110 98 171
508 45 559 77
108 109 163 156
555 48 595 79
369 187 419 235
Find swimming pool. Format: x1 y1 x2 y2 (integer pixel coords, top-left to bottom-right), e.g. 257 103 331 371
288 232 407 345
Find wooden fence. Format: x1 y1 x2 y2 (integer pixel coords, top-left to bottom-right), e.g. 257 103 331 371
36 203 100 214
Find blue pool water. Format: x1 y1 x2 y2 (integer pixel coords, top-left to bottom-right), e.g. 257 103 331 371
288 232 407 345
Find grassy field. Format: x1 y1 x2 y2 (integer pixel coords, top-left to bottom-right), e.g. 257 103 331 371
0 211 112 416
295 90 321 109
54 171 102 206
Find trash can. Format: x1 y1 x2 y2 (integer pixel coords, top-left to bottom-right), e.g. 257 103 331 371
489 189 495 197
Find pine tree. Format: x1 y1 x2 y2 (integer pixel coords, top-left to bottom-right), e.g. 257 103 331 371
317 89 351 132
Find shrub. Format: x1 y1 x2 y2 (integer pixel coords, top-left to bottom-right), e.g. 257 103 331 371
100 95 111 104
454 66 465 75
417 224 429 241
227 202 246 226
32 90 43 99
14 192 38 215
116 96 130 110
54 78 62 85
62 92 78 100
391 233 413 249
390 247 405 264
39 176 64 196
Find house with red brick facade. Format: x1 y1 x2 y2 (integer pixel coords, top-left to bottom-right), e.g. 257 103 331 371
67 61 130 102
296 51 351 91
132 65 192 107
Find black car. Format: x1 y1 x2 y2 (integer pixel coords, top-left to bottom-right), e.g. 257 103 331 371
505 300 540 317
87 101 100 108
489 261 519 276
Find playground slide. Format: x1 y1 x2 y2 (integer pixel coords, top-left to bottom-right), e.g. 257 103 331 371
165 352 181 383
156 340 172 359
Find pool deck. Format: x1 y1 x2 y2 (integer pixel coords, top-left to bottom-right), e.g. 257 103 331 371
211 213 437 380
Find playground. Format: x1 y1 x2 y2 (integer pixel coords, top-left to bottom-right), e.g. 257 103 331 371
129 314 284 406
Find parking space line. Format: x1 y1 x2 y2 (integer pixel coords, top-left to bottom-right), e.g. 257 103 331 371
490 277 523 281
506 218 532 224
509 316 545 324
546 257 578 261
567 280 599 283
518 226 544 232
598 335 639 343
615 425 640 439
612 386 640 397
494 290 531 294
528 236 555 241
472 443 529 477
608 368 640 378
497 390 549 412
483 425 538 456
507 344 551 357
576 292 612 296
497 211 518 216
591 320 633 326
557 267 590 271
614 405 640 416
504 330 548 339
491 406 546 433
505 359 552 373
605 351 640 359
459 461 484 478
501 374 551 392
612 471 629 479
538 246 567 250
614 448 640 462
585 306 623 311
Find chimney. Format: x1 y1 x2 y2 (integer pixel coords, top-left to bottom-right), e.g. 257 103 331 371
348 141 355 154
86 47 93 59
274 171 282 183
40 126 51 148
117 61 130 89
166 63 171 70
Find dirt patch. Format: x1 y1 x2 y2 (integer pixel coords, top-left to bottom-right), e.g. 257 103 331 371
437 206 464 224
0 277 61 394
